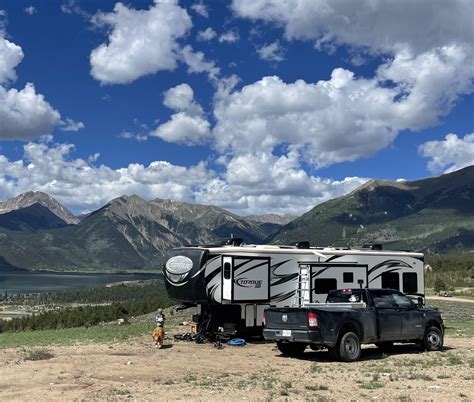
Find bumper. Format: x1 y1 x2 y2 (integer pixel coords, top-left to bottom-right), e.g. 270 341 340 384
263 328 324 344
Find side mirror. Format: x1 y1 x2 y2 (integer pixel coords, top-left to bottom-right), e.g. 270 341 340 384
417 297 424 308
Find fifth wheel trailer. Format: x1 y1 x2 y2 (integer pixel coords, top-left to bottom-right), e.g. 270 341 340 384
163 242 424 334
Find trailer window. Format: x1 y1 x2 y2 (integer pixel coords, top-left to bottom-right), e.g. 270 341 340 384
314 278 337 294
223 262 231 280
381 272 399 290
403 272 418 293
343 272 354 283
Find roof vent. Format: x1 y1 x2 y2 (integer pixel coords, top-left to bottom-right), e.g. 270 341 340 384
290 241 310 249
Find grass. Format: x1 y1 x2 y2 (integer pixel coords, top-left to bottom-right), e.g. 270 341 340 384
0 322 151 349
305 384 329 391
444 320 474 337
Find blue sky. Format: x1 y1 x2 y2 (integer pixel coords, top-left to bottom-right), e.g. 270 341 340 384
0 0 473 215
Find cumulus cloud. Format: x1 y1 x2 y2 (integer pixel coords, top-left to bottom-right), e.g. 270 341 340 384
180 45 220 79
190 2 208 18
0 139 368 215
419 133 474 174
197 27 216 41
60 117 85 132
213 0 474 168
90 0 192 85
219 30 239 44
0 140 213 213
0 36 23 84
0 83 61 141
151 83 211 145
231 0 474 56
257 40 285 62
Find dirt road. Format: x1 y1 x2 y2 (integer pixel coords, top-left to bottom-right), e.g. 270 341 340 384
0 334 472 401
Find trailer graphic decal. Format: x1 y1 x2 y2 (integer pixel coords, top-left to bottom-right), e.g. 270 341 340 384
235 278 263 288
368 259 412 275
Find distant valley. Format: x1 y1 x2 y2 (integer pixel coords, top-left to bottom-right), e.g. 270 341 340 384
0 166 472 272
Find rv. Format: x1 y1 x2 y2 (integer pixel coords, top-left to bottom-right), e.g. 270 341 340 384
163 241 424 335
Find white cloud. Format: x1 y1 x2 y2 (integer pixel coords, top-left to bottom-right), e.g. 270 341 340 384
0 140 368 215
151 83 211 145
60 117 85 132
90 0 192 85
219 30 239 44
212 44 474 168
24 6 37 15
231 0 474 56
0 140 213 213
0 36 23 84
119 131 148 142
0 83 61 141
180 45 220 79
257 40 285 62
419 133 474 174
191 2 208 18
197 27 216 41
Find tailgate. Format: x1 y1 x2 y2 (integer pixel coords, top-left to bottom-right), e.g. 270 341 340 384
265 308 308 330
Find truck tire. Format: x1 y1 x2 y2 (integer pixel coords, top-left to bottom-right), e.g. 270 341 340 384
336 332 361 362
375 341 394 352
422 326 443 351
276 341 306 356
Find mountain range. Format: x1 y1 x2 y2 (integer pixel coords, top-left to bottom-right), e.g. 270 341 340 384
0 166 472 271
271 166 474 254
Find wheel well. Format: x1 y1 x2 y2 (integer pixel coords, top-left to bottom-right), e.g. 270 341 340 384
426 320 442 331
338 321 363 340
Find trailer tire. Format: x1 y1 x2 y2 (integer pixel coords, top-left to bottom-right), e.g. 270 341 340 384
276 341 306 356
336 332 361 362
422 326 443 351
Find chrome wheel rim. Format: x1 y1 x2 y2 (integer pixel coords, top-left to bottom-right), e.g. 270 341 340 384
427 332 440 347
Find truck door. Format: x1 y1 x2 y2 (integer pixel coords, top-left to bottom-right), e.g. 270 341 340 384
392 292 425 339
371 289 402 340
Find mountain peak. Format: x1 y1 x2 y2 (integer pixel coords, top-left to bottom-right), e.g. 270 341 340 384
0 191 78 224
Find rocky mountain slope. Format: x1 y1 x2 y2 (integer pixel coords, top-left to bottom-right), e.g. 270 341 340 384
0 191 78 224
0 194 279 271
270 166 474 254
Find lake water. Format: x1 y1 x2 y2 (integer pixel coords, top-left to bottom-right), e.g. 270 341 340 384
0 271 161 294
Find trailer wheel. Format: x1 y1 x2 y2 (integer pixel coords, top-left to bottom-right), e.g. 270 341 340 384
337 332 361 362
276 341 306 356
422 326 443 351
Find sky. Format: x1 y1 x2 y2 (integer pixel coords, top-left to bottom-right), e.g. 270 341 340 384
0 0 473 216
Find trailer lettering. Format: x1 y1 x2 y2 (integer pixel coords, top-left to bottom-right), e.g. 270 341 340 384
235 278 263 288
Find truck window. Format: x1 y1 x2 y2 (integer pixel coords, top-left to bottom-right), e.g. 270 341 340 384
314 278 337 294
343 272 354 283
392 292 413 308
381 272 399 290
403 272 418 293
371 290 395 308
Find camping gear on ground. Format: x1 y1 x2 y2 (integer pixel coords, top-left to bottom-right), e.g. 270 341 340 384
227 338 246 346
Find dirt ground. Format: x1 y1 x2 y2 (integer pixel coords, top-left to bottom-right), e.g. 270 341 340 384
0 332 472 401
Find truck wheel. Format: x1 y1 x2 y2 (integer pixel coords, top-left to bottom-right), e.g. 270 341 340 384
422 326 443 351
337 332 361 362
276 341 306 356
375 341 394 352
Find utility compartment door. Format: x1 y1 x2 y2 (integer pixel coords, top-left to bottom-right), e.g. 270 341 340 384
232 257 270 302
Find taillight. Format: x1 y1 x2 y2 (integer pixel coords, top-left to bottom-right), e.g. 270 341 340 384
307 311 319 329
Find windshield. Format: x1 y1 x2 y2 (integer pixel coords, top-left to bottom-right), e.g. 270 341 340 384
326 289 366 303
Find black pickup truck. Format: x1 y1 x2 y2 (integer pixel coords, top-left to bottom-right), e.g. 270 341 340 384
263 288 444 362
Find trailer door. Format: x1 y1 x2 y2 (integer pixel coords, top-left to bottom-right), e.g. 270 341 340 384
222 256 233 301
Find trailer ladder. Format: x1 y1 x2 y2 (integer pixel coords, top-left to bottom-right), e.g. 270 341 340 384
293 265 310 307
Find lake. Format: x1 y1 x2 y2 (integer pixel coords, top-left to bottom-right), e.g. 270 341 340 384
0 271 162 294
